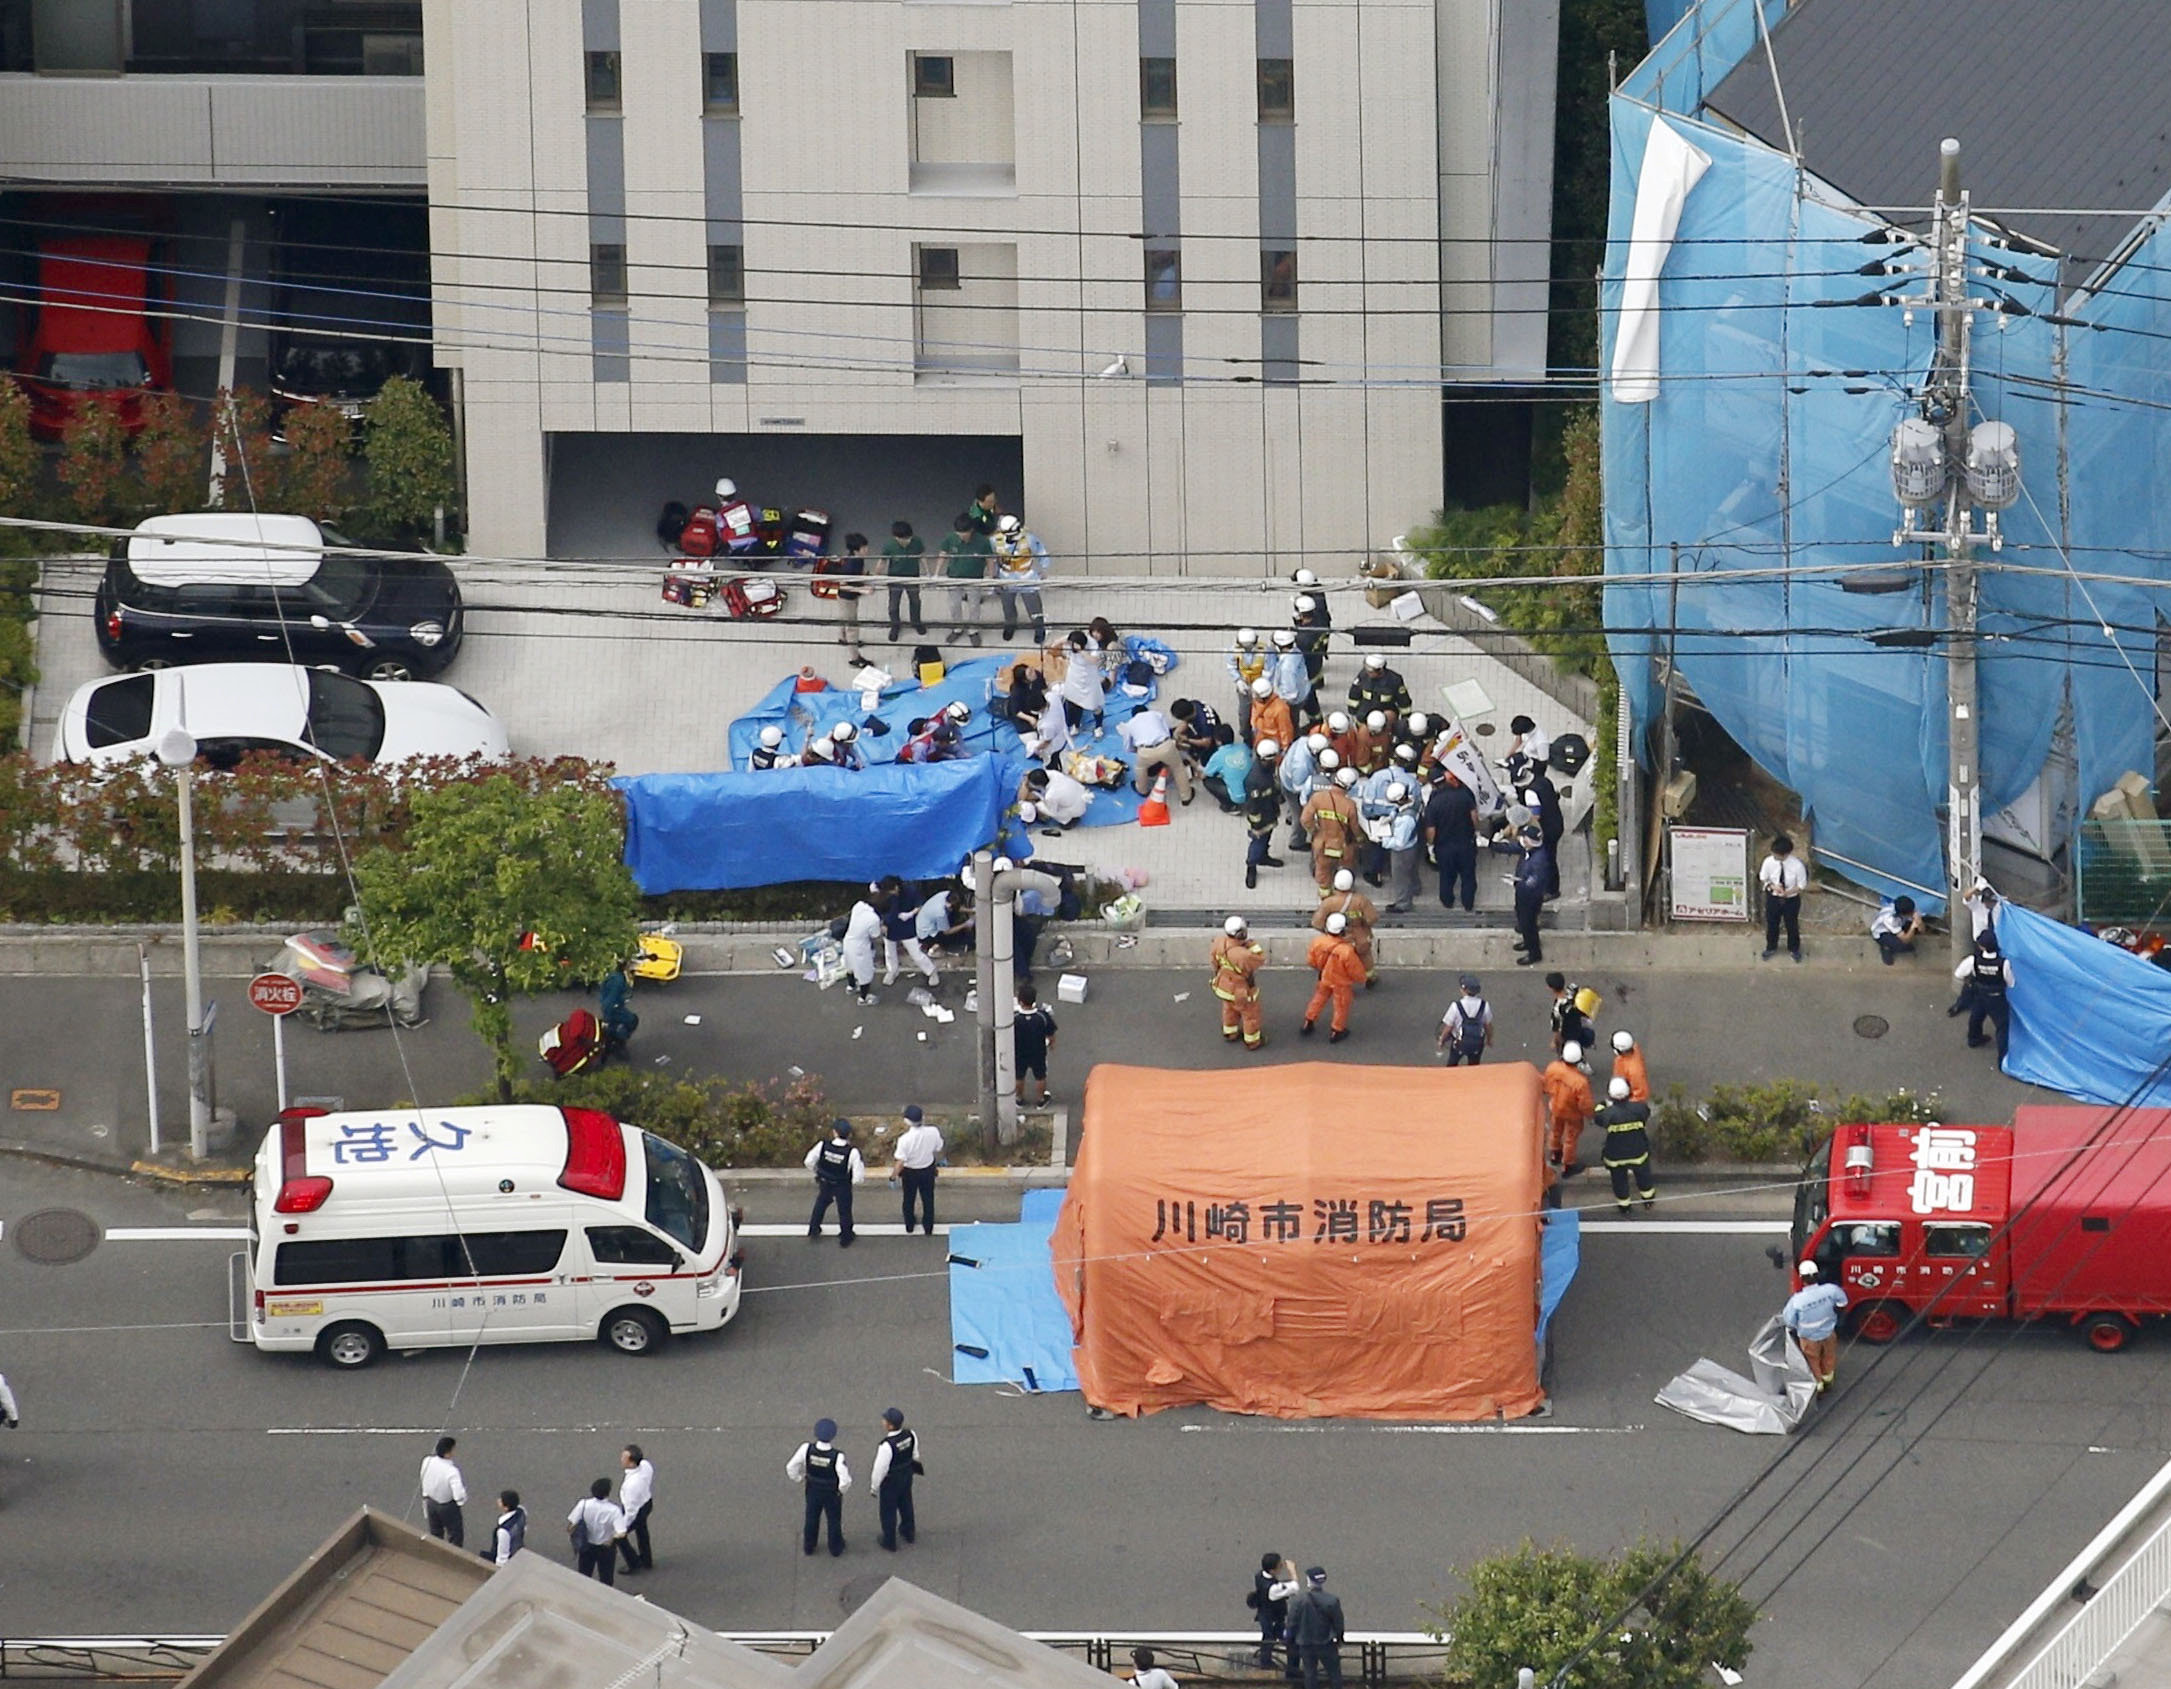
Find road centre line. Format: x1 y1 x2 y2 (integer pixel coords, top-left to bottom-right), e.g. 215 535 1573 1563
105 1226 250 1241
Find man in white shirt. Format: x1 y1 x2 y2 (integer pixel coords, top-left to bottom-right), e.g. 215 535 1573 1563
1019 765 1093 828
1759 831 1809 962
869 1406 923 1550
1119 706 1194 804
419 1435 467 1547
891 1105 945 1235
567 1478 627 1584
787 1418 852 1557
805 1119 866 1246
1128 1647 1181 1689
616 1444 656 1574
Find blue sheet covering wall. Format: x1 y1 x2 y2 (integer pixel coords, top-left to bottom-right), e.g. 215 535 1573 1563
948 1195 1079 1392
1995 906 2171 1108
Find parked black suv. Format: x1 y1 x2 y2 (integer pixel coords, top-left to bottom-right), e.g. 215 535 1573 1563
94 514 462 681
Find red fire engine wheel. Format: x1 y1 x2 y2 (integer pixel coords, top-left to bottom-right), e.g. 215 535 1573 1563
2083 1314 2133 1353
1851 1301 1907 1345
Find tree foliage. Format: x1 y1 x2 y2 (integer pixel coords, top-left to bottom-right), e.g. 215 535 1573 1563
0 382 38 525
1431 1540 1754 1689
349 774 640 1099
134 391 209 517
278 400 357 524
362 375 456 540
55 401 131 526
210 387 280 510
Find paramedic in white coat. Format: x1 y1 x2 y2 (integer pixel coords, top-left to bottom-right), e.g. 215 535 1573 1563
842 898 885 1006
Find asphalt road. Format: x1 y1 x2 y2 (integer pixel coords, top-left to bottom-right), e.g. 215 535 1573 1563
0 1156 2159 1689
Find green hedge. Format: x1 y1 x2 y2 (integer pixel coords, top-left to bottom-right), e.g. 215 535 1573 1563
1650 1080 1942 1163
464 1068 833 1169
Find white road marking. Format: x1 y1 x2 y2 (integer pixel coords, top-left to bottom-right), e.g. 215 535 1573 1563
105 1226 250 1241
1177 1422 1644 1435
1578 1220 1787 1235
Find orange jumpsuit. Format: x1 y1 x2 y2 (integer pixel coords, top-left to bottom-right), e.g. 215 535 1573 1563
1542 1059 1596 1170
1210 933 1267 1048
1250 693 1296 754
1303 932 1367 1034
1327 725 1364 769
1299 789 1363 889
1348 722 1387 775
1613 1045 1651 1102
1312 888 1379 981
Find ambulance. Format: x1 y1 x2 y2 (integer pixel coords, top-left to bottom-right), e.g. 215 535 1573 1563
1784 1106 2171 1351
234 1104 744 1369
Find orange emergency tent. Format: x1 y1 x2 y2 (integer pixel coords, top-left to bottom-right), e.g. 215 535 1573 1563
1052 1062 1549 1421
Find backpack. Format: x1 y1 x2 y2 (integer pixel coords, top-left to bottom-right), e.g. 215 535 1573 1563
655 501 691 549
914 644 945 685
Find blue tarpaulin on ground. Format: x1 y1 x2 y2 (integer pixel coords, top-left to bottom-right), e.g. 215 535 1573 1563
615 758 1006 892
1995 906 2171 1107
948 1192 1078 1391
1539 1207 1581 1344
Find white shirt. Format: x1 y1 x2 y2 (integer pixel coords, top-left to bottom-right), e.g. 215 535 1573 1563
1036 769 1093 823
1441 994 1492 1040
1955 952 2015 988
805 1140 867 1183
419 1453 467 1506
619 1457 654 1515
568 1495 627 1543
1759 853 1808 896
0 1373 16 1424
1120 710 1173 751
492 1507 524 1566
843 902 884 953
894 1122 945 1170
869 1428 926 1487
1869 904 1916 940
1133 1671 1180 1689
786 1442 854 1492
1516 726 1553 766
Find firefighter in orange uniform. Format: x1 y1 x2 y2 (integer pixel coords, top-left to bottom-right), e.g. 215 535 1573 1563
1610 1029 1650 1102
1211 915 1268 1051
1300 914 1367 1044
1313 868 1380 986
1300 768 1364 891
1541 1040 1596 1174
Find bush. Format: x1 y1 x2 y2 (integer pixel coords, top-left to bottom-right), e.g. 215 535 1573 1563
466 1069 831 1169
363 376 456 541
0 382 37 530
1651 1080 1944 1163
279 400 358 524
134 391 209 517
56 402 130 527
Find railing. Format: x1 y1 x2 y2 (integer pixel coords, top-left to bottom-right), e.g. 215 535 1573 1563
2002 1510 2171 1689
2073 818 2171 928
0 1632 1451 1685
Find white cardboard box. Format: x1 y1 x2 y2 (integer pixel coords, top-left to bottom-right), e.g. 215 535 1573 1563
1057 973 1090 1004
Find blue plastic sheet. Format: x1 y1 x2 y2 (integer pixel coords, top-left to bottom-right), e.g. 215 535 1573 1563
948 1198 1079 1392
1539 1207 1582 1344
615 759 1005 893
1995 906 2171 1108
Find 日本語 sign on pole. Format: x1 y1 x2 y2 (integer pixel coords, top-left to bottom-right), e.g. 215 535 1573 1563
248 973 304 1111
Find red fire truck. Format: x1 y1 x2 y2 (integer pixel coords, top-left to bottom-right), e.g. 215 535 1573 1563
1785 1107 2171 1351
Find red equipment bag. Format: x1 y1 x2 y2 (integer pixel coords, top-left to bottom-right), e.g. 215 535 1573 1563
662 559 716 608
809 556 849 600
679 506 718 557
541 1008 601 1078
722 576 784 620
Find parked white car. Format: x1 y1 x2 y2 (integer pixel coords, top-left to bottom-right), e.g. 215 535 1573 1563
53 663 510 769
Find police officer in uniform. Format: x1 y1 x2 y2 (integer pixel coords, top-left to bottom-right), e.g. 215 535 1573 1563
1596 1076 1657 1213
804 1120 864 1246
1492 821 1552 964
1954 935 2015 1059
787 1418 851 1556
870 1407 922 1551
748 725 798 770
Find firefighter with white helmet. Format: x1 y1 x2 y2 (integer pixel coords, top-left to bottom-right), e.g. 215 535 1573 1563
1348 651 1411 720
1541 1040 1596 1176
1302 911 1365 1044
1595 1074 1657 1214
1210 915 1268 1050
1290 590 1330 724
1302 763 1364 890
1313 866 1380 985
1243 737 1286 889
1610 1029 1651 1101
1249 672 1296 757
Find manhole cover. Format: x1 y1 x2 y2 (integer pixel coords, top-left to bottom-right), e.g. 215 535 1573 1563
1475 721 1496 736
14 1208 100 1265
1854 1015 1890 1040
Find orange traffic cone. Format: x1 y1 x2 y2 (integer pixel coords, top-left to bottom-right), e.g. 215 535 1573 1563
1137 768 1172 827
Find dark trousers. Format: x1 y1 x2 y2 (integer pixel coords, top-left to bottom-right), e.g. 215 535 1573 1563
618 1501 652 1571
1514 888 1543 961
1247 828 1278 867
1437 845 1475 911
999 587 1045 643
1541 821 1563 897
803 1485 844 1555
425 1498 464 1547
1875 933 1915 963
809 1180 855 1243
1608 1157 1657 1208
1969 997 2011 1059
1257 1611 1284 1669
900 1166 937 1233
1765 894 1801 956
577 1541 617 1584
1203 773 1240 811
878 1477 916 1549
887 582 924 638
1445 1041 1484 1067
1299 1644 1343 1689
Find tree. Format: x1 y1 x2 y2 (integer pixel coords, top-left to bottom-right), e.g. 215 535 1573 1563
362 375 456 541
209 387 281 510
134 391 210 517
55 401 131 527
349 774 640 1100
279 401 356 524
0 382 38 526
1430 1541 1754 1689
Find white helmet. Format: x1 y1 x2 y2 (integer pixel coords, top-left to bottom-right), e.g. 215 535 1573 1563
1612 1029 1635 1053
1608 1076 1632 1101
1799 1259 1820 1279
1293 594 1318 615
1319 748 1342 771
943 700 971 722
1327 711 1351 734
1366 711 1387 733
1271 628 1296 649
1326 912 1348 935
715 476 737 500
959 870 978 891
997 513 1021 534
1333 868 1354 892
1293 567 1319 587
1561 1040 1583 1064
1407 712 1430 736
758 725 783 749
1019 801 1039 822
831 722 857 743
1364 653 1385 671
993 856 1015 873
1334 767 1359 790
1224 915 1248 936
1393 743 1417 764
1236 627 1261 648
1252 676 1275 698
1386 781 1409 803
1254 737 1282 757
1306 732 1329 754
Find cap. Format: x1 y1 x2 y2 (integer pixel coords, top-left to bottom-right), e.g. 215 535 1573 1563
1333 868 1354 892
1798 1260 1819 1278
1459 973 1480 992
903 1105 923 1122
882 1407 904 1426
1326 912 1348 934
1255 737 1281 758
759 725 783 748
1335 767 1359 789
1612 1029 1635 1053
1608 1076 1631 1101
831 1118 853 1136
1252 676 1275 697
1224 915 1248 936
1327 711 1351 733
1307 1567 1327 1584
1561 1040 1583 1064
715 476 736 499
1364 652 1385 670
815 1418 837 1440
1237 627 1260 646
1319 748 1342 771
1520 822 1543 840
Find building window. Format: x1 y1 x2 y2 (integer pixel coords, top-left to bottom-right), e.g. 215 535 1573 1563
912 53 955 98
1140 56 1177 120
591 243 628 304
585 50 622 112
704 51 739 113
918 246 962 291
708 244 745 306
1144 248 1182 312
1262 248 1297 312
1257 58 1294 122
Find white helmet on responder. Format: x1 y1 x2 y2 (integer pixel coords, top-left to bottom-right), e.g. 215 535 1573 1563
1294 594 1318 615
1224 915 1248 936
1319 748 1342 771
1392 743 1418 764
1237 627 1261 648
1406 712 1430 737
1018 802 1039 823
715 476 737 500
758 724 783 748
1561 1039 1583 1064
1306 731 1329 754
1293 567 1320 587
1272 628 1297 649
1326 912 1348 935
943 700 971 723
1799 1259 1820 1278
1608 1076 1631 1101
1366 711 1387 734
1386 781 1409 803
993 856 1014 873
1612 1029 1636 1053
831 721 857 743
1334 767 1359 790
1327 711 1351 734
1364 653 1386 671
1333 868 1355 892
1252 676 1275 698
997 513 1021 534
1255 736 1281 758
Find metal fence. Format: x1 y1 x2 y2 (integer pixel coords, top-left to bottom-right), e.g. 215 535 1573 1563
2001 1509 2171 1689
2073 818 2171 928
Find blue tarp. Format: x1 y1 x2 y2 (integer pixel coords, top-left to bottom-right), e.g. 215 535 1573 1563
948 1193 1078 1392
616 759 1006 893
1539 1207 1581 1344
1996 906 2171 1107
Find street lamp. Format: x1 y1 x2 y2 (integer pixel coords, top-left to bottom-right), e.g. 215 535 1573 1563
154 726 211 1160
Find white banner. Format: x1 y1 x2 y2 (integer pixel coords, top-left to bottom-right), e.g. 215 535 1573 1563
1431 711 1505 814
